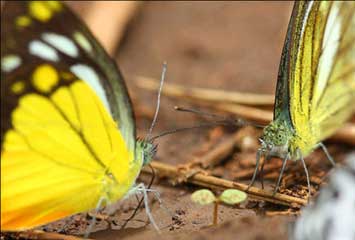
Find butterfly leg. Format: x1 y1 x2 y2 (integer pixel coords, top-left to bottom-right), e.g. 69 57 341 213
298 148 311 199
85 196 108 238
247 149 263 191
145 187 178 223
120 193 144 229
260 158 265 189
122 163 159 229
318 142 336 166
273 154 289 196
260 154 271 189
134 183 160 232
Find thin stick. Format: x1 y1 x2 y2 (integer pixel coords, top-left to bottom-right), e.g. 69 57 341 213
233 162 283 179
16 230 92 240
265 209 299 217
142 161 307 206
206 102 273 124
135 76 274 106
193 132 241 169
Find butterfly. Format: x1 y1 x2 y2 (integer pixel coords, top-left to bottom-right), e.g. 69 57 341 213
248 1 355 195
1 1 157 230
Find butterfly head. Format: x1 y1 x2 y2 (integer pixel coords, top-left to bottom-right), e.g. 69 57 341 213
260 120 293 158
136 138 157 166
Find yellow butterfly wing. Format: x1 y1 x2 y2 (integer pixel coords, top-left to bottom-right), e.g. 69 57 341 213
310 1 355 139
279 1 355 154
2 73 135 229
1 2 142 230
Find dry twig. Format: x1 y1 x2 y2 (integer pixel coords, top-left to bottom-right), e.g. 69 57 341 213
142 161 307 207
189 132 242 169
208 102 273 124
265 209 300 217
232 162 283 179
135 76 274 106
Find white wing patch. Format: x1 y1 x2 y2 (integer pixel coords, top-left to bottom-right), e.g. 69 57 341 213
70 64 111 114
29 40 59 62
42 32 79 58
1 55 22 73
313 3 341 106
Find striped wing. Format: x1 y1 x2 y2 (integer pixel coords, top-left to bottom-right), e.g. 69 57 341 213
1 1 136 153
1 1 140 230
275 1 355 144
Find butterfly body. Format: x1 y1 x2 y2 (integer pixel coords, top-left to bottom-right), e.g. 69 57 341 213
1 1 154 230
261 117 318 161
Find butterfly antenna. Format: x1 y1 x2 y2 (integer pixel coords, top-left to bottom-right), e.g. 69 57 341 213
151 121 231 141
151 106 252 140
146 62 167 141
174 106 229 120
175 105 265 128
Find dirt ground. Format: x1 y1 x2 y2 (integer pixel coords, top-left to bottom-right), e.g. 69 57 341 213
3 2 353 240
